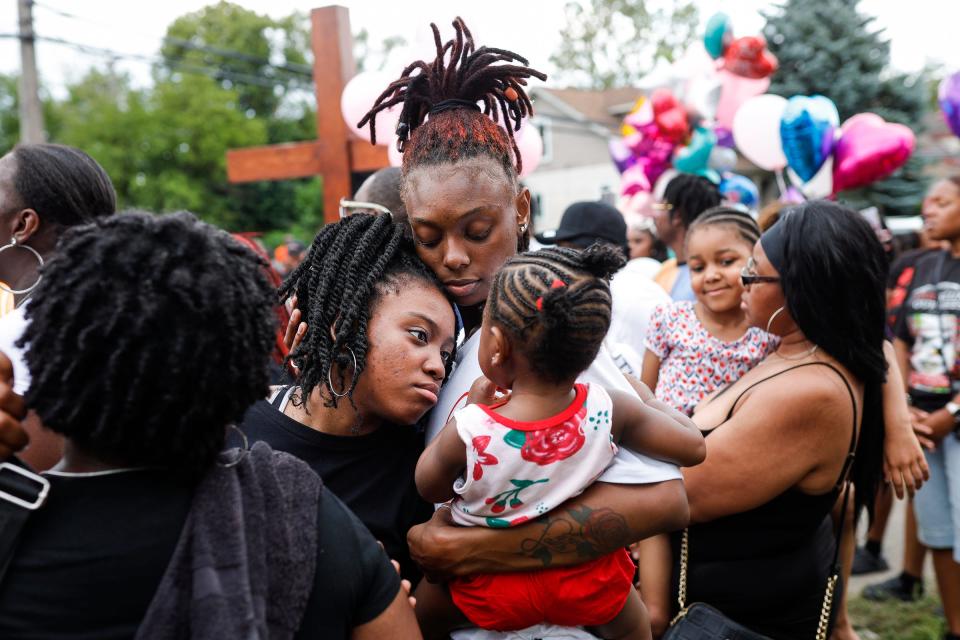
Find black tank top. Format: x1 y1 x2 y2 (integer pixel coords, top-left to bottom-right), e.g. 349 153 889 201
670 362 858 640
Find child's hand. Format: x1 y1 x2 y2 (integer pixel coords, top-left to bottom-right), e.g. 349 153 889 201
467 376 504 406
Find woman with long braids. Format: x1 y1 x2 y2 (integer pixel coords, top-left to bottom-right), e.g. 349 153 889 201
355 18 689 639
239 212 457 584
0 212 420 639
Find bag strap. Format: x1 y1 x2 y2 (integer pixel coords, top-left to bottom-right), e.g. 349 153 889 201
0 458 50 585
673 362 859 639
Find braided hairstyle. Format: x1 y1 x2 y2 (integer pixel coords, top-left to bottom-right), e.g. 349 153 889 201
686 205 761 251
487 244 625 384
359 17 547 179
21 211 277 477
278 213 452 409
663 173 722 229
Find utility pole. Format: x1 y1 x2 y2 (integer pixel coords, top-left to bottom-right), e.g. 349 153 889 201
17 0 45 143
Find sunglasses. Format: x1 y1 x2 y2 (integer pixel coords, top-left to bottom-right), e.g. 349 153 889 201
740 257 780 288
338 198 393 220
651 201 673 212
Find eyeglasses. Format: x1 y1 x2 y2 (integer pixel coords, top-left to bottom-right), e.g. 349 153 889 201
651 201 673 212
338 198 393 220
740 257 780 288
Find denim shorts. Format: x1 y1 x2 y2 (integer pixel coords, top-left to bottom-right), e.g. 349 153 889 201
914 434 960 562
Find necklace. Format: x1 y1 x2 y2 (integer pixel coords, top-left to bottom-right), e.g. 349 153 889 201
773 344 819 361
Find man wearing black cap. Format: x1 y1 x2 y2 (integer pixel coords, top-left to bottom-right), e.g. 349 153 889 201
536 201 629 252
537 201 670 375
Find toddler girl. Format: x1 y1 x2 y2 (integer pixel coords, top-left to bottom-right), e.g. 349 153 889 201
414 244 705 640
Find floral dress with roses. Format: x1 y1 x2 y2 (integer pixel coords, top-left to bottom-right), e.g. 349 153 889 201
450 383 618 529
644 301 778 416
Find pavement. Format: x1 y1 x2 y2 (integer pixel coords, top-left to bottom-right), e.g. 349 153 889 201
849 495 936 595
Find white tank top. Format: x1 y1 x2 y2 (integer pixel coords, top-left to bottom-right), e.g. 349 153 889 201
450 383 617 528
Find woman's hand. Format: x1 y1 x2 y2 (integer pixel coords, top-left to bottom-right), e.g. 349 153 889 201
0 352 27 460
883 408 930 499
407 505 467 582
880 341 929 498
466 376 501 406
282 295 307 376
908 407 936 450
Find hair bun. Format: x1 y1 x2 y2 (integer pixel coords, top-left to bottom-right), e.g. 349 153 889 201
539 287 575 331
579 243 626 280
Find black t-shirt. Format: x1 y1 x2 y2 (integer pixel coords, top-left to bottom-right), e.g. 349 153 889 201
0 469 399 639
238 391 433 584
896 250 960 412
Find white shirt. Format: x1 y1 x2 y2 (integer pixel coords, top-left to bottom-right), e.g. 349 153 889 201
607 259 671 364
0 305 30 395
428 334 681 485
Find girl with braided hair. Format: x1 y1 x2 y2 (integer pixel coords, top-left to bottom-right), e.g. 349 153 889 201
414 245 704 639
240 211 456 585
354 18 690 639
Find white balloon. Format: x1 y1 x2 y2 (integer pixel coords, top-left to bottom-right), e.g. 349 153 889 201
788 156 833 199
516 125 544 178
340 71 401 145
709 146 738 172
732 94 788 171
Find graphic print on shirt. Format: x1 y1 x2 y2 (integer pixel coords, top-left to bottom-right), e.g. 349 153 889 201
904 281 960 394
644 301 775 415
471 436 499 480
504 406 587 465
451 384 619 528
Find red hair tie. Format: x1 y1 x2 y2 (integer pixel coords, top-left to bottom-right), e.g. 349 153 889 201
536 279 566 312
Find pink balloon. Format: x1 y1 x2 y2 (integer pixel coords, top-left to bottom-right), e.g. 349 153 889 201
716 70 770 129
387 137 403 168
620 164 652 197
515 125 543 178
833 113 915 192
341 71 401 145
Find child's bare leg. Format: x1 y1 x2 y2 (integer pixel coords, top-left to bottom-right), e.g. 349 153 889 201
636 534 673 638
413 580 470 640
589 588 652 640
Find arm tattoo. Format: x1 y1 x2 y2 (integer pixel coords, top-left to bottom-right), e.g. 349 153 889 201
518 504 630 567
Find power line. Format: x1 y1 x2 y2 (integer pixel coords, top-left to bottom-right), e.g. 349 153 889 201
31 1 314 78
0 33 314 91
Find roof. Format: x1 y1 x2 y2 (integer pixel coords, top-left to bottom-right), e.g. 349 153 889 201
538 87 644 127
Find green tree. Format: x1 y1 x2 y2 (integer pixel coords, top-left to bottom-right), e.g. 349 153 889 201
160 1 312 121
764 0 930 214
550 0 699 89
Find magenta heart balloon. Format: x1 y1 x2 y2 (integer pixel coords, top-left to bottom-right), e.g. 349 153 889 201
833 113 915 192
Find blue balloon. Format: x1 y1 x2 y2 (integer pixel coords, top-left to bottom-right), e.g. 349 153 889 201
704 13 733 60
779 95 839 182
719 173 759 208
674 126 716 177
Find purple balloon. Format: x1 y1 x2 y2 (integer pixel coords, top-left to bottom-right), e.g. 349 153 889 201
939 71 960 139
609 138 636 174
714 125 735 149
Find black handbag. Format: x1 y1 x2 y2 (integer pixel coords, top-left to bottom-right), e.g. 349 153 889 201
663 482 850 640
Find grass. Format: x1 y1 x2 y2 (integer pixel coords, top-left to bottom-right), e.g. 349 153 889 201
848 595 946 640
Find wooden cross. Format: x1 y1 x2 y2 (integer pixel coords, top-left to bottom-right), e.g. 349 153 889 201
225 5 388 224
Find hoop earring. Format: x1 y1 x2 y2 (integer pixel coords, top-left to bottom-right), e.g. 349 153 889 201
326 345 358 399
766 306 785 334
218 424 249 468
0 238 43 296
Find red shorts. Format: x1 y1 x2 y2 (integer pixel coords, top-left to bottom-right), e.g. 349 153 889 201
449 549 635 631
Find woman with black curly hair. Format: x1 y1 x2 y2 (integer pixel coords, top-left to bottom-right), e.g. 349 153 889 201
239 211 457 585
0 212 419 639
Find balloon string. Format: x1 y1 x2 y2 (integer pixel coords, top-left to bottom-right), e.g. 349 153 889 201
775 169 788 196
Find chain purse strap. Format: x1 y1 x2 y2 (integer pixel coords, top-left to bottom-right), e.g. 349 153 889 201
671 481 849 640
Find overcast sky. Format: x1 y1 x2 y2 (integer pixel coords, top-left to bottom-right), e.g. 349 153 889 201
0 0 957 98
